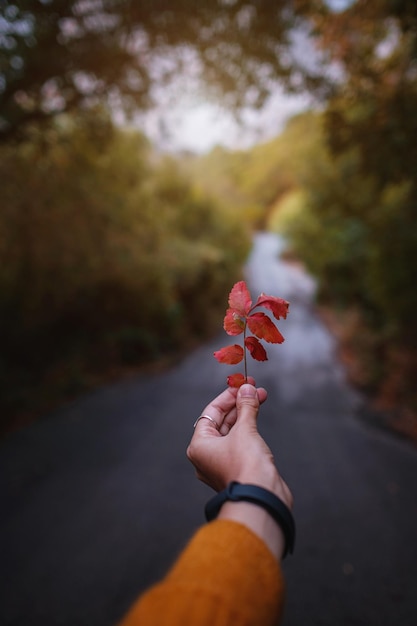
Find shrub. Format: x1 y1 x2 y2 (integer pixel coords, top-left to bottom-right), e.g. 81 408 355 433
0 110 250 430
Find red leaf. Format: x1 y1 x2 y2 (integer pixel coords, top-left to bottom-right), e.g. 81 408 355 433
228 281 252 316
247 312 285 344
254 293 289 320
213 344 244 365
227 373 246 388
245 336 268 361
223 308 245 336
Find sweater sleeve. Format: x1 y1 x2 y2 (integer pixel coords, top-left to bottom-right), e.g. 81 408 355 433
119 519 285 626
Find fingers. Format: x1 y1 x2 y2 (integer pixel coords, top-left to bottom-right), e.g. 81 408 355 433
198 386 238 432
219 384 267 435
193 383 268 437
257 386 268 404
219 408 238 436
195 386 240 434
235 384 261 428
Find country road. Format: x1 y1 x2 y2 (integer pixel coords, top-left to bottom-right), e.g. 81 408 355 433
1 232 417 626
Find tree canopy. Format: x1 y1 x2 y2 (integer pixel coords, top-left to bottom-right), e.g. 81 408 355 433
0 0 326 141
318 0 417 182
3 1 417 142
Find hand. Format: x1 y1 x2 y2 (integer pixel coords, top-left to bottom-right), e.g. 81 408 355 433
187 382 292 510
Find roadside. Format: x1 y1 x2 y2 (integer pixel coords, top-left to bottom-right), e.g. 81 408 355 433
0 333 212 441
279 239 417 448
319 306 417 447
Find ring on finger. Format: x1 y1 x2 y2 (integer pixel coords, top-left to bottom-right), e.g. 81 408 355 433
193 414 219 430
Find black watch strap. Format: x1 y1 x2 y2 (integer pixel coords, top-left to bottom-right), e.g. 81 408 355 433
205 481 295 558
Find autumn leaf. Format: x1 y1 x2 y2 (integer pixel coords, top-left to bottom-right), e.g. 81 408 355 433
228 281 252 316
224 308 245 336
213 344 244 364
245 336 268 361
214 280 289 387
227 373 246 388
247 312 285 343
255 294 289 320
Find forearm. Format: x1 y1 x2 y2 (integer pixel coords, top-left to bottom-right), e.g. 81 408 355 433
218 501 286 560
119 520 285 626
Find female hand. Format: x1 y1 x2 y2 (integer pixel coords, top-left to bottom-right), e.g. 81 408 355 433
187 382 292 510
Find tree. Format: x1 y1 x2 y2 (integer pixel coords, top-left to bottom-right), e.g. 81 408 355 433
316 0 417 182
0 108 251 426
312 1 417 342
0 0 327 141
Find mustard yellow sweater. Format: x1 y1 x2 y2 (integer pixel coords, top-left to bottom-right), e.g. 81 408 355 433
119 519 285 626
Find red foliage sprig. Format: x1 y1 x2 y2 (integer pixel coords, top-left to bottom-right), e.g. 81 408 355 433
214 281 289 387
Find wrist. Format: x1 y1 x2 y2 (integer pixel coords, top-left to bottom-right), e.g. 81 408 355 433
234 468 292 510
205 482 295 560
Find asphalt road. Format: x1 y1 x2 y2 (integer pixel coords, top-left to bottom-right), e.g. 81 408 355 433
1 232 417 626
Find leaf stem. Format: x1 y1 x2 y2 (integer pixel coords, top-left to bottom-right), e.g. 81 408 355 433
243 321 248 382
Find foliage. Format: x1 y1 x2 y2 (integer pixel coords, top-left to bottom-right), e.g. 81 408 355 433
0 110 250 430
214 281 288 387
183 111 321 229
298 3 417 343
267 189 306 234
0 0 324 142
181 147 265 228
268 113 417 411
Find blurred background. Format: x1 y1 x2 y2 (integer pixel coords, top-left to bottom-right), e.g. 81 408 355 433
1 0 416 440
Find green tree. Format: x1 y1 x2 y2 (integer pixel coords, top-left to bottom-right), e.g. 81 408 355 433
0 109 249 429
312 0 417 344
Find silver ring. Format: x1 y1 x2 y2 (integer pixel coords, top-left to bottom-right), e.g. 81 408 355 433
193 414 219 430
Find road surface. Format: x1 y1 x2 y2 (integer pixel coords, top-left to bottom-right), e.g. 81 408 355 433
1 232 417 626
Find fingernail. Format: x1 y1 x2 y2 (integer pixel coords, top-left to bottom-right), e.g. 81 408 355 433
239 384 257 397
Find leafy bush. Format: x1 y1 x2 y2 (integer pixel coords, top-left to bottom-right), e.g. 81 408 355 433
269 113 417 411
0 110 250 430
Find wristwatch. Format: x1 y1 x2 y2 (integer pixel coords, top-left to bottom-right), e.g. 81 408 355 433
205 481 295 558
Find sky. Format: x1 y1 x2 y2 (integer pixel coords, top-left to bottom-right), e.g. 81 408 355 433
136 87 312 154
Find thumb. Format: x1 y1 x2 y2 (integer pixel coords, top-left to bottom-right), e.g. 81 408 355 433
236 384 260 427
